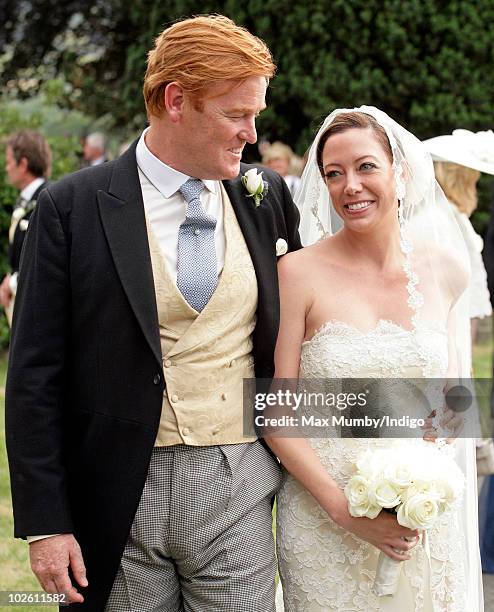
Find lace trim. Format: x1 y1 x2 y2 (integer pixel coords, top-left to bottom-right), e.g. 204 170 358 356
398 210 438 378
304 318 414 345
399 216 425 327
309 181 330 240
301 318 448 380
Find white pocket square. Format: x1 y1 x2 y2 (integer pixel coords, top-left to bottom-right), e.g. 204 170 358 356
276 238 288 256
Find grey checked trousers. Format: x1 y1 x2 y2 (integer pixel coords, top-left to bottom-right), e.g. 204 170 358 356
105 442 282 612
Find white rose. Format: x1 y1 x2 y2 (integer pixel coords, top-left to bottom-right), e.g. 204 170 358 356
397 493 439 530
431 480 456 513
12 207 26 221
244 168 264 195
356 450 385 480
345 475 370 507
345 476 381 519
348 500 382 519
383 463 413 489
401 480 433 502
276 238 288 256
373 479 402 509
19 219 29 231
360 504 381 519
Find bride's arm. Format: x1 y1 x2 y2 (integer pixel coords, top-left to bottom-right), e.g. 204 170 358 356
265 253 418 561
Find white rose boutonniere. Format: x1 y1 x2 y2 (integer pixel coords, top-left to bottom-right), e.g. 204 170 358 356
12 207 27 221
276 238 288 256
19 219 29 231
242 168 268 207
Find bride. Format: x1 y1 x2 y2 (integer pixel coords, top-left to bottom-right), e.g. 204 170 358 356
268 107 483 611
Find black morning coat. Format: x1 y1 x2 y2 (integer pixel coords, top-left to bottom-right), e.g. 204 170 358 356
5 140 302 610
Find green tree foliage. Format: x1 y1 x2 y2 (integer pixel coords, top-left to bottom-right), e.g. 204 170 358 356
1 1 493 233
2 0 493 151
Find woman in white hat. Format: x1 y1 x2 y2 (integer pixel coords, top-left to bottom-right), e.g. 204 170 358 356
423 130 494 344
424 130 494 580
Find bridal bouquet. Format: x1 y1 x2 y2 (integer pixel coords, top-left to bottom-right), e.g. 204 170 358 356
344 444 464 597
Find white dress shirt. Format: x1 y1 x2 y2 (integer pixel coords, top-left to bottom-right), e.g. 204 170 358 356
20 177 45 203
89 156 106 166
136 128 225 281
9 178 46 295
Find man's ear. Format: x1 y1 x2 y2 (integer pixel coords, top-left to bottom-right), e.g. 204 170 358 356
164 82 185 123
18 156 29 173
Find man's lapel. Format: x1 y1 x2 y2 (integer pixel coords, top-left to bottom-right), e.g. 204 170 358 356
223 169 279 356
97 154 278 371
97 142 162 368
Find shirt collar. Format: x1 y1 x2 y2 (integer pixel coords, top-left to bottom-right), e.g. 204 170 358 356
135 127 217 198
20 177 45 202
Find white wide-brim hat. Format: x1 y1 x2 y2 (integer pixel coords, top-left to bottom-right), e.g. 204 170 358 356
423 129 494 175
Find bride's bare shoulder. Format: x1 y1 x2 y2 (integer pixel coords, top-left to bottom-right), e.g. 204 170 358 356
277 238 335 282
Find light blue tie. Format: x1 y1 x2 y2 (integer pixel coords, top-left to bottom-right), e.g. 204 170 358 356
177 179 218 312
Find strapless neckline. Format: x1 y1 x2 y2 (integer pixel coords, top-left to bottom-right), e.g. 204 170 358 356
303 318 437 346
299 317 448 379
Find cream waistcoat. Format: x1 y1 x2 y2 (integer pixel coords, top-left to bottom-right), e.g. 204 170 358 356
146 183 258 446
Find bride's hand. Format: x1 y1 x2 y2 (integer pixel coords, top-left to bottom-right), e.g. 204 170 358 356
421 412 438 443
440 404 465 443
331 494 420 562
421 406 464 444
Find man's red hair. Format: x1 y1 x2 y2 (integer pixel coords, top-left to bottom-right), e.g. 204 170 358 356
143 15 275 117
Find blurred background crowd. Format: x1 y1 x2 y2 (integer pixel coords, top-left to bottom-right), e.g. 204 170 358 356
1 0 494 607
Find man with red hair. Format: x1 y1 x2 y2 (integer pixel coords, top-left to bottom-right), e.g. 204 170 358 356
6 15 301 611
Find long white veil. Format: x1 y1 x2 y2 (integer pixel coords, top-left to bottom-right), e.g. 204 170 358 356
295 105 483 610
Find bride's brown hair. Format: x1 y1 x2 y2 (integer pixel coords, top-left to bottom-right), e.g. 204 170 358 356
316 112 393 178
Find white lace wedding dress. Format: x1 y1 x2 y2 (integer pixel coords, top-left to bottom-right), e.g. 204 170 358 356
276 319 469 611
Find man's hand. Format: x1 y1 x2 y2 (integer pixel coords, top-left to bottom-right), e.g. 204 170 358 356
0 274 12 308
29 534 88 604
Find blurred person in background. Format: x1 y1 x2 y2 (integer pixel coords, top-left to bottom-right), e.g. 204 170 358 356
480 173 494 575
0 130 51 325
483 165 494 342
83 131 107 166
118 141 132 156
479 445 494 573
424 129 494 532
262 141 301 198
427 129 494 578
424 130 494 348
